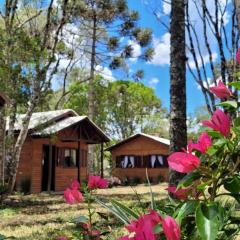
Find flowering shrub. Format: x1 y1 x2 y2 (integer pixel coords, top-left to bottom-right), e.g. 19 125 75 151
60 55 240 239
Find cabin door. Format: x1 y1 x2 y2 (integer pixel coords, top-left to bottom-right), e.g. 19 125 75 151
41 145 56 191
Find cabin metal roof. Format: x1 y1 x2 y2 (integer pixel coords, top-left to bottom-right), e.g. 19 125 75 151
6 109 110 142
106 133 170 151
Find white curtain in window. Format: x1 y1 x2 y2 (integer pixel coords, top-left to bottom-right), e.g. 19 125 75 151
158 156 164 165
151 155 156 168
129 156 135 168
123 156 129 168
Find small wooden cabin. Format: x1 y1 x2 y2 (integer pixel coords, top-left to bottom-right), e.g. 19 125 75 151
8 109 110 193
106 133 170 183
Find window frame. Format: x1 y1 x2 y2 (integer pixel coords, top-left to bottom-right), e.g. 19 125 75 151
57 147 78 168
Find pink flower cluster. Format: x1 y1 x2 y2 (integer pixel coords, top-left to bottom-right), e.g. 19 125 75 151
64 176 109 204
210 80 232 99
118 210 180 240
167 79 232 174
88 175 109 190
64 180 83 204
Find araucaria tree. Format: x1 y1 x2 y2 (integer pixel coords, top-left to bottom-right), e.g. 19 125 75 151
0 0 71 192
66 0 153 173
169 0 187 186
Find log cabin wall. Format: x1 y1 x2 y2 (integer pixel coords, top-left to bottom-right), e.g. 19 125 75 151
16 128 89 193
111 135 169 183
16 137 33 191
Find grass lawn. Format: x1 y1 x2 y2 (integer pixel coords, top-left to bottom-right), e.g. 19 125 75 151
0 183 168 240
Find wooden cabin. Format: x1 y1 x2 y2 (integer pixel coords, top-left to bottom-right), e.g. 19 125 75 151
106 133 170 183
8 109 110 193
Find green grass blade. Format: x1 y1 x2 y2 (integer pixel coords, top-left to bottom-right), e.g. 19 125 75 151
146 168 156 210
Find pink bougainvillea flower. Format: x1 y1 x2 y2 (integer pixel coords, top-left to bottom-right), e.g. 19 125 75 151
119 210 180 240
161 216 181 240
70 179 80 190
236 49 240 64
202 109 231 137
64 188 83 204
167 152 200 173
125 210 162 240
210 80 232 99
188 132 212 154
166 186 188 200
88 176 109 190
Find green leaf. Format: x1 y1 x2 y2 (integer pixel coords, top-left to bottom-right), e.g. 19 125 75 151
207 146 218 156
146 168 156 210
177 171 201 189
72 215 88 224
154 223 162 234
207 131 222 138
175 201 197 225
224 176 240 194
196 203 220 240
111 199 139 219
234 117 240 127
95 198 130 224
217 101 238 109
214 138 227 146
228 81 240 90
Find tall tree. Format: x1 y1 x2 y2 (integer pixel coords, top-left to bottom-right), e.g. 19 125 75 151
169 0 187 186
63 78 166 140
0 0 70 192
67 0 153 174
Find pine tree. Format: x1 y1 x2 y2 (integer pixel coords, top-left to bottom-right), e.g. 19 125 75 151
70 0 153 174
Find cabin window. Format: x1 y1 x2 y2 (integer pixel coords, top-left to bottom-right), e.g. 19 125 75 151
116 155 136 168
149 155 167 168
57 148 77 167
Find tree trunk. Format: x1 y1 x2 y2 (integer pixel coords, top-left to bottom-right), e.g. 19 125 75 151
169 0 187 186
87 12 97 176
236 0 240 29
0 106 6 185
8 99 37 193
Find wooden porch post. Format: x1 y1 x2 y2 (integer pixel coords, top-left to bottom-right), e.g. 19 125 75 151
0 105 6 185
77 126 81 182
47 142 52 192
100 143 104 178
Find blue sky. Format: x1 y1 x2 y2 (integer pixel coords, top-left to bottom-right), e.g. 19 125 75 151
0 0 231 114
126 0 210 114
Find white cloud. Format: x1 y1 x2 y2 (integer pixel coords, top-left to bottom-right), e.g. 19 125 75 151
197 76 222 90
149 77 160 88
128 40 142 62
197 77 214 90
95 65 115 81
150 33 170 66
163 1 171 15
188 52 218 70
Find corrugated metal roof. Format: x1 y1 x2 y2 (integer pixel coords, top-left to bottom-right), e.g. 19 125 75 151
106 133 170 151
33 116 87 135
6 109 110 142
139 133 170 145
6 109 77 131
